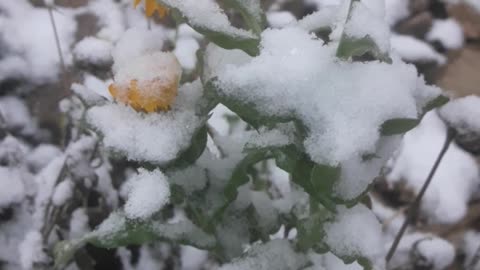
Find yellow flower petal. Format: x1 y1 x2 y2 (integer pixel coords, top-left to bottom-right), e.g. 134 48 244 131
133 0 142 8
145 0 157 17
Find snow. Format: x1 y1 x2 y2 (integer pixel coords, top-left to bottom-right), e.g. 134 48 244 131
391 34 446 65
267 11 296 28
297 7 337 32
385 0 410 26
88 80 204 164
0 167 26 208
124 169 170 220
111 27 165 73
324 205 384 262
73 37 113 66
217 240 307 270
174 37 200 70
0 96 39 137
180 245 208 270
344 1 390 52
71 74 112 105
388 112 479 224
69 208 90 239
439 95 480 135
462 231 480 269
52 179 74 206
0 1 77 84
416 237 456 270
213 26 434 167
426 19 464 50
26 144 62 173
87 0 125 42
19 231 48 270
160 0 256 40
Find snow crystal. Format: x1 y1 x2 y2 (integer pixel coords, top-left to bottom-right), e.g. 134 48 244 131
88 80 204 164
388 112 479 224
0 167 26 208
73 37 113 66
391 34 446 65
52 180 74 206
217 239 307 270
213 26 429 166
267 11 296 28
19 231 47 270
324 205 384 261
161 0 256 39
426 19 464 50
111 27 165 73
124 169 170 220
0 1 76 83
439 95 480 135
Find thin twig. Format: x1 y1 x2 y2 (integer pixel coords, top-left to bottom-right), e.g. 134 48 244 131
47 6 66 74
386 128 456 262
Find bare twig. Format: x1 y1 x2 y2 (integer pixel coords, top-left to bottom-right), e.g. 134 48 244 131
47 6 66 74
386 128 456 262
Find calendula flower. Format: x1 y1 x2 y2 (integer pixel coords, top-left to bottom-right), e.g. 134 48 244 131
109 52 182 113
133 0 168 18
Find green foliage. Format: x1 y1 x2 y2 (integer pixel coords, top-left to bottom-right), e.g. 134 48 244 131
380 118 420 136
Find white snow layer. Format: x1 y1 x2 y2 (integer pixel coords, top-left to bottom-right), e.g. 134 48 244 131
391 34 446 65
388 112 479 224
87 80 204 165
439 95 480 135
124 169 170 220
73 37 113 66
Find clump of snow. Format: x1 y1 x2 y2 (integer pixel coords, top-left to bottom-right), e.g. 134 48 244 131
0 135 30 166
385 0 410 26
324 205 384 262
111 27 165 73
26 144 62 173
73 37 113 66
71 74 112 105
174 37 200 70
388 112 479 224
69 208 90 239
161 0 256 40
267 11 296 28
124 169 170 220
180 245 208 270
88 80 204 164
114 51 181 88
415 237 455 270
217 239 307 270
213 26 435 166
52 180 74 206
19 231 48 269
0 1 77 83
426 19 464 50
297 7 337 32
462 231 480 269
0 96 39 137
391 34 446 65
439 95 480 135
87 0 125 42
0 167 26 208
344 1 390 52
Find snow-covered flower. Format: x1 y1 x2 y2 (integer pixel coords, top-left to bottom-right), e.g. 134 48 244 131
133 0 168 18
109 52 182 113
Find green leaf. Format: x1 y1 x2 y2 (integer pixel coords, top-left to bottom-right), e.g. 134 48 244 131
222 0 267 35
165 125 208 170
422 95 449 115
337 36 391 63
296 210 330 252
380 118 419 136
336 0 391 63
159 1 260 56
54 212 216 269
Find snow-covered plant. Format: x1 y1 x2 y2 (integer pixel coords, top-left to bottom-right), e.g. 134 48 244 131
54 0 450 269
